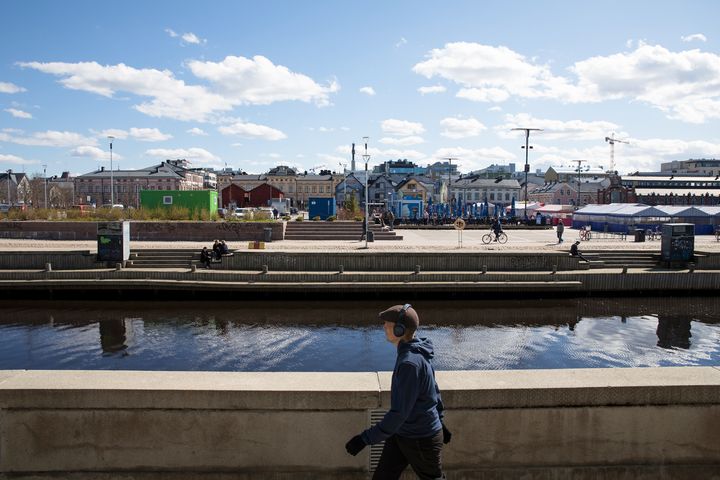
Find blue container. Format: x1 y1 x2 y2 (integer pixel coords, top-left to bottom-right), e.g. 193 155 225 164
308 197 336 220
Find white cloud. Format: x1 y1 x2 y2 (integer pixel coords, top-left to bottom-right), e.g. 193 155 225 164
495 114 622 141
19 57 339 122
418 85 446 95
359 86 376 96
0 130 97 147
181 32 205 44
488 106 503 112
379 136 425 146
318 153 346 165
413 42 580 103
4 108 32 119
97 127 171 141
165 28 179 38
440 117 486 139
218 121 287 141
0 153 37 165
71 145 115 160
681 34 707 43
19 61 231 122
413 41 720 123
128 127 172 141
145 147 220 165
187 127 208 136
0 82 26 94
381 118 425 136
570 44 720 122
395 37 407 48
187 55 339 107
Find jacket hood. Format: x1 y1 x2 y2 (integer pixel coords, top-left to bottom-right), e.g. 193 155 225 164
398 337 434 360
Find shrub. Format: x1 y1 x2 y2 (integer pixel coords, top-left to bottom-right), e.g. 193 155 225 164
354 215 364 222
326 215 336 222
295 216 304 221
312 216 321 221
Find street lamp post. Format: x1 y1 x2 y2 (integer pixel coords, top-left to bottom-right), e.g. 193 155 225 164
5 170 11 205
511 127 542 221
363 153 370 249
42 164 47 209
108 136 115 206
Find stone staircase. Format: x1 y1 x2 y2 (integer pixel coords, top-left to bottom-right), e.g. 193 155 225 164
129 249 199 268
581 251 661 269
284 221 402 241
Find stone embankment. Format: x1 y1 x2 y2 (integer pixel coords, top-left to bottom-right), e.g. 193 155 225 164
1 367 718 479
0 249 718 298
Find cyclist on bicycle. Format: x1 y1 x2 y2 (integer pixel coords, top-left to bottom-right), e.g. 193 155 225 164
491 217 503 242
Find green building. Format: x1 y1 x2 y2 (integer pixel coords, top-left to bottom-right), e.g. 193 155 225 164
140 190 218 215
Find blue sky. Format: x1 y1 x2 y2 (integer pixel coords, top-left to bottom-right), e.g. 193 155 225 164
1 0 720 177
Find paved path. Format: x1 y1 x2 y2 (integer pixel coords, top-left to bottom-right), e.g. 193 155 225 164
0 227 718 252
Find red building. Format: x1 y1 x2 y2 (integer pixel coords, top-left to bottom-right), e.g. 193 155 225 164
221 184 250 208
247 183 284 207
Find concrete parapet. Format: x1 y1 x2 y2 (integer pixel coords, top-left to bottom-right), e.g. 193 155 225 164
0 221 284 242
0 367 719 478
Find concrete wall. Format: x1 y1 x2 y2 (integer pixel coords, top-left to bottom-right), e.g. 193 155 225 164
0 250 103 270
0 221 285 241
220 251 584 271
1 368 719 479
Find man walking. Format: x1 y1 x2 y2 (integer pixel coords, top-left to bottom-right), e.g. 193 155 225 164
556 220 565 243
345 304 451 479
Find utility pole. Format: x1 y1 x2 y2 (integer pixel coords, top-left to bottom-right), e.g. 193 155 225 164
511 127 542 221
441 157 457 205
574 159 588 208
42 164 48 209
362 136 370 249
108 136 115 206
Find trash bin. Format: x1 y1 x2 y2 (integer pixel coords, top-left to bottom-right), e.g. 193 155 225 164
367 230 375 242
634 229 645 242
263 227 273 243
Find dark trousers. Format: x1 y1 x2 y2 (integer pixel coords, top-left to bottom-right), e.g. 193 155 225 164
372 430 445 480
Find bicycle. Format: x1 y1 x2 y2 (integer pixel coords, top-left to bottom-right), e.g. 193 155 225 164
579 229 592 241
482 231 508 244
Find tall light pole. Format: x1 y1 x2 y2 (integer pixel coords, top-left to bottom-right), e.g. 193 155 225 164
511 128 542 221
42 164 47 209
441 157 457 205
108 136 115 206
5 169 11 205
574 159 588 208
363 153 370 249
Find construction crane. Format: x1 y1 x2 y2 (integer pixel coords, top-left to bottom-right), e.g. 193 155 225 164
308 164 326 174
604 133 629 174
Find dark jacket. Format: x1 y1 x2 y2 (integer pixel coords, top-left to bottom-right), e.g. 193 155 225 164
361 337 444 444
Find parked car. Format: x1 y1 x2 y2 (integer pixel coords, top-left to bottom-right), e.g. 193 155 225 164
0 204 10 214
100 203 125 210
217 207 228 218
290 207 298 214
233 207 254 219
70 204 95 216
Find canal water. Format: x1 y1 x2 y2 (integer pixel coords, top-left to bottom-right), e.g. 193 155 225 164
1 297 719 372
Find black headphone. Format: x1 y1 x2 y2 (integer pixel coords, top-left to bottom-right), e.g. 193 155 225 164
393 303 412 338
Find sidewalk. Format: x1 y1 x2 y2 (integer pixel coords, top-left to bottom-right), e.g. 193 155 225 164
0 227 718 253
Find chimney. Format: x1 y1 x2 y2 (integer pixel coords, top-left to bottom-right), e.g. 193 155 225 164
101 166 105 171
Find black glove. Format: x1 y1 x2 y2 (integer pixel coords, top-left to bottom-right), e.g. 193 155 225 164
442 423 452 444
345 434 366 456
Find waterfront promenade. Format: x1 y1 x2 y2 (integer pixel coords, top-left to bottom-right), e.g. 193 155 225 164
1 226 719 252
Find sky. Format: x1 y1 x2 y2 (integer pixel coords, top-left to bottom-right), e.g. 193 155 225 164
2 0 720 178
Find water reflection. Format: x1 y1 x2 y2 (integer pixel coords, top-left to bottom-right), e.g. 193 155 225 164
656 316 692 349
0 297 718 371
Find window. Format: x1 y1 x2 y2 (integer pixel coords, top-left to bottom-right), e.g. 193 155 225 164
163 196 173 205
490 193 495 201
505 193 510 201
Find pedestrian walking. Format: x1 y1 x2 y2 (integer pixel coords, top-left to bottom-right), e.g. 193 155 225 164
345 304 451 479
556 220 565 243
